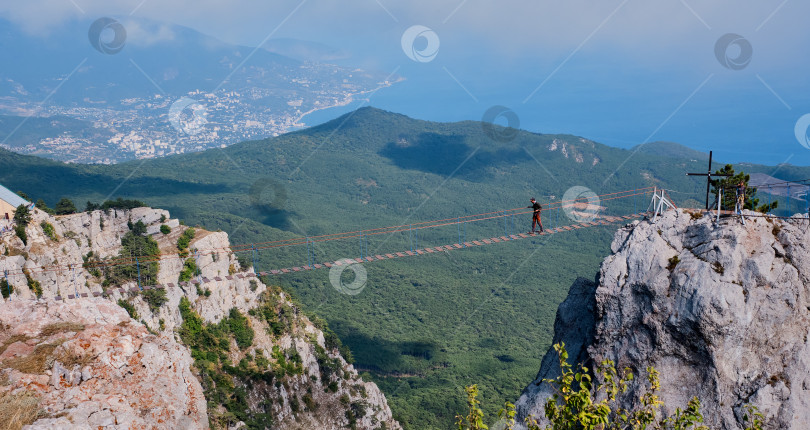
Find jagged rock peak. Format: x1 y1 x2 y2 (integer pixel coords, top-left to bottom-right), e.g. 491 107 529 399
516 209 810 429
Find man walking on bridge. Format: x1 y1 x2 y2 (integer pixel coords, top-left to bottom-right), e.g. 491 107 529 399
528 198 544 234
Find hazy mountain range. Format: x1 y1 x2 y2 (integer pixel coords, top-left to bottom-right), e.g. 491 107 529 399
0 17 400 163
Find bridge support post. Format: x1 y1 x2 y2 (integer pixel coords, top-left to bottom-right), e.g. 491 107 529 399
715 188 722 223
650 187 675 223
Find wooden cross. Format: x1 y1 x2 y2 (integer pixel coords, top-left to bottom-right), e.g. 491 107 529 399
686 151 732 209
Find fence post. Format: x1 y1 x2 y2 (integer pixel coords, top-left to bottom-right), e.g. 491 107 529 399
457 217 462 245
787 184 791 216
768 185 771 214
360 231 364 259
136 257 142 290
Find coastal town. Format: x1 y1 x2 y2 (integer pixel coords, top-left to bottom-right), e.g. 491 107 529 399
1 65 401 164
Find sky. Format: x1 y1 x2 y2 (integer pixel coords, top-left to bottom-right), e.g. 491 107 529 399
2 0 810 165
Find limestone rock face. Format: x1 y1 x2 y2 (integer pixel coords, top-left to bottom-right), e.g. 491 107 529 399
0 207 400 429
0 298 208 429
516 209 810 429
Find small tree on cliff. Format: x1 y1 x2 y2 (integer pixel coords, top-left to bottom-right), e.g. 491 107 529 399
456 343 765 430
709 165 777 213
13 204 31 226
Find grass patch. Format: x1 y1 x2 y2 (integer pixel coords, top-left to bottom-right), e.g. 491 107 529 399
38 322 84 338
0 391 40 430
54 347 92 369
39 222 57 241
2 343 60 374
712 261 725 275
117 299 139 320
23 270 41 298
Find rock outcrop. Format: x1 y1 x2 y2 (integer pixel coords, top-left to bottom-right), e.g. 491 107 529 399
516 209 810 429
0 299 208 429
0 207 400 429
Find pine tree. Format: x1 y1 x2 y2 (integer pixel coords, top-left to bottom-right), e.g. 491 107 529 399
709 164 777 213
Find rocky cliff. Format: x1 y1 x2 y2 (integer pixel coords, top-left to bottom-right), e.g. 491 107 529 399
516 209 810 429
0 206 400 429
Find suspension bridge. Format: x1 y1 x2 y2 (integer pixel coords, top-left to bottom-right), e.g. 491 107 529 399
2 179 807 302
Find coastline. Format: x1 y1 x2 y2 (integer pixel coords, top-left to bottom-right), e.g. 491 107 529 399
294 76 406 129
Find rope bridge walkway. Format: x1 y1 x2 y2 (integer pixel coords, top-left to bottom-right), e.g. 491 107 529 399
1 187 665 302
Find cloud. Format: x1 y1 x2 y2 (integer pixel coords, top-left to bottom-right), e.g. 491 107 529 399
0 0 807 71
117 18 176 47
